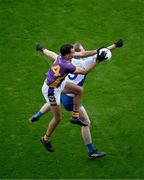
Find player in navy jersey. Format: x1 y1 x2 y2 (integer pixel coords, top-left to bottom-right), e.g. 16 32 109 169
32 43 108 152
30 40 123 157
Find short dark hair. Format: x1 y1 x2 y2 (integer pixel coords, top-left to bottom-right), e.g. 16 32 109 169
60 44 73 56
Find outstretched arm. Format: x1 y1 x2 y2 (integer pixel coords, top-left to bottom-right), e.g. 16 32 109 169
74 39 123 58
107 39 123 50
43 49 58 60
36 44 58 60
73 49 97 58
74 61 97 75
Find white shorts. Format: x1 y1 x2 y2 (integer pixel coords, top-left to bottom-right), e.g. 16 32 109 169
42 80 66 106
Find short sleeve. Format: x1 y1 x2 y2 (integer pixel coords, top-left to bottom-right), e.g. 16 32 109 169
64 62 76 73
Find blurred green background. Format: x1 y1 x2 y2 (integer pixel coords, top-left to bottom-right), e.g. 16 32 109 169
0 0 144 178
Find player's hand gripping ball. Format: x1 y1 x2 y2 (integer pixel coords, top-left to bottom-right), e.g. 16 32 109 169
97 48 112 63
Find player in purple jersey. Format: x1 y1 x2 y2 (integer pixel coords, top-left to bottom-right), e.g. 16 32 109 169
46 53 76 87
31 43 108 152
30 40 123 155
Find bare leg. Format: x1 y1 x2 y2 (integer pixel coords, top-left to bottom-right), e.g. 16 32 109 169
63 82 83 112
79 106 92 145
63 83 88 126
29 102 50 123
40 105 61 152
40 102 51 114
79 106 106 157
45 105 61 138
79 106 106 158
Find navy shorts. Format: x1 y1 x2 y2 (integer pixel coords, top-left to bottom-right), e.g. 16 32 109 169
60 94 74 111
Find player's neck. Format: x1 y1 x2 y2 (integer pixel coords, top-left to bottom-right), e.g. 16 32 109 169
63 55 71 62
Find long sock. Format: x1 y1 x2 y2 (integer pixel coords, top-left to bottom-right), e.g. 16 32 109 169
34 111 43 119
86 143 95 153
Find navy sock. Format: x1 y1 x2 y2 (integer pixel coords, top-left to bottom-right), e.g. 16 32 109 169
34 111 43 118
86 143 95 153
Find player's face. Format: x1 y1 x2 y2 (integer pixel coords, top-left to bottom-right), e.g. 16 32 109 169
73 43 85 52
66 48 75 62
79 45 85 52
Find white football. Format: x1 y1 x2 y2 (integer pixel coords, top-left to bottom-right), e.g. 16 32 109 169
99 48 112 60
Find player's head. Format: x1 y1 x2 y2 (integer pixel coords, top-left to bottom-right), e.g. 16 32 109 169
60 44 74 61
73 42 85 52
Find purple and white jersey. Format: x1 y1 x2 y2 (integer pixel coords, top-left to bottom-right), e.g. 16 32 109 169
46 55 76 88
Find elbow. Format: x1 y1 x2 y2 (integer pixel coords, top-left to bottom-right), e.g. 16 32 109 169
81 69 87 75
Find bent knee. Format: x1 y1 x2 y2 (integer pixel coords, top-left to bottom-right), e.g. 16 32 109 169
84 119 90 126
76 86 83 94
84 118 91 126
88 120 91 126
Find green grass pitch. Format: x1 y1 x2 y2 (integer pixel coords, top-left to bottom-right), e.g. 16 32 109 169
0 0 144 178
